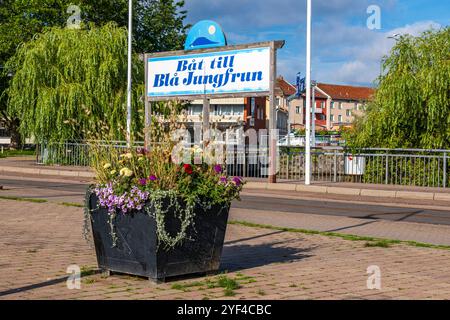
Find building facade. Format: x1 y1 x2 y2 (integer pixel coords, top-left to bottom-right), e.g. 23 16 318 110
184 78 292 141
287 82 375 132
317 83 375 130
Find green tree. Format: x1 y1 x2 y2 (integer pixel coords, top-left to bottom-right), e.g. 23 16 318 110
6 23 145 143
346 27 450 149
0 0 188 147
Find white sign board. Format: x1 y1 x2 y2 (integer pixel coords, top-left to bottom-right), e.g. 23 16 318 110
147 47 270 98
345 155 366 175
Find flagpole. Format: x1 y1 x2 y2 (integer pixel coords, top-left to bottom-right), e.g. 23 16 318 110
305 0 312 185
126 0 133 147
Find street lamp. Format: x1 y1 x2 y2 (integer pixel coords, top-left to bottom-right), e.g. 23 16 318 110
387 33 400 40
126 0 133 148
305 0 312 185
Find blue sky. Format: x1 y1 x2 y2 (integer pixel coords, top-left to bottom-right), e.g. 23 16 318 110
184 0 449 87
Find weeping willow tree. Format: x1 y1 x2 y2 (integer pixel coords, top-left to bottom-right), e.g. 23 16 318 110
346 27 450 149
6 23 145 143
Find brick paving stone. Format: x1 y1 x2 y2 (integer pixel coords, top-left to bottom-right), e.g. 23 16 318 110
0 199 450 300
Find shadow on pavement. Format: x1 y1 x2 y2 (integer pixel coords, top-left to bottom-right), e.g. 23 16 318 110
0 270 103 297
0 276 69 297
220 238 315 272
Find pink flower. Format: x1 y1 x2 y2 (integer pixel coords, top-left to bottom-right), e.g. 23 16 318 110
232 176 243 186
148 175 157 181
213 165 222 174
138 178 147 186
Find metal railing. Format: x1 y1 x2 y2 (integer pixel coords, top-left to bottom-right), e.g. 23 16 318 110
224 147 449 188
277 147 449 188
36 141 450 188
36 141 144 167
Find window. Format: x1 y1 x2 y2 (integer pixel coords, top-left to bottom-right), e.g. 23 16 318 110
331 102 335 109
212 105 244 116
338 102 343 110
320 101 325 108
222 105 233 115
346 109 352 117
296 106 300 114
330 114 334 122
258 107 263 119
189 105 202 115
338 115 342 122
276 97 281 107
354 102 358 109
233 105 244 115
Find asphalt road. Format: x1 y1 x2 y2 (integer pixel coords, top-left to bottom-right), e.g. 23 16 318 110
1 175 450 226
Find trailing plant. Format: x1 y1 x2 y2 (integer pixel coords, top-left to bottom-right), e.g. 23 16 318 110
85 105 244 249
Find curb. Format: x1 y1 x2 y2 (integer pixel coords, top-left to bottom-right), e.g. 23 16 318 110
0 166 95 178
244 181 450 202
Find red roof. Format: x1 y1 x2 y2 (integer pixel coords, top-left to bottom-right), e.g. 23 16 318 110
317 83 375 101
277 77 328 99
276 77 296 96
300 89 328 99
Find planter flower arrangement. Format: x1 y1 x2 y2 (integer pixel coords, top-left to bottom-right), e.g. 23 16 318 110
84 118 245 282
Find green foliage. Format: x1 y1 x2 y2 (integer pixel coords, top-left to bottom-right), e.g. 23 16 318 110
7 24 144 142
362 155 448 187
171 274 247 297
0 149 35 158
0 0 188 143
347 27 450 149
365 240 391 248
134 0 189 53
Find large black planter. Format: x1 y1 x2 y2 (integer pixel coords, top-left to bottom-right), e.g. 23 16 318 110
87 193 230 282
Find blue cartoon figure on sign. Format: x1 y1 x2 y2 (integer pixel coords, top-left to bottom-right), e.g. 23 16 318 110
184 20 227 51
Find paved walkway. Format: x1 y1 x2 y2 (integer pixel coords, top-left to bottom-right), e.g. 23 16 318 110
1 199 449 300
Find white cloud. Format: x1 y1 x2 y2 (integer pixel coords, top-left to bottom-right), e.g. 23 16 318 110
183 0 440 86
314 20 441 85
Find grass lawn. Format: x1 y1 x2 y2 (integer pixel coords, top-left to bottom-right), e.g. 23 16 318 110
0 149 35 158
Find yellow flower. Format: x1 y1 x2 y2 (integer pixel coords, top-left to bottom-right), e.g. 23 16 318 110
119 167 133 177
120 153 133 159
191 146 203 154
110 170 117 175
103 163 112 169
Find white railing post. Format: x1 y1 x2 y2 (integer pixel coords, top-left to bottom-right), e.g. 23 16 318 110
444 152 447 188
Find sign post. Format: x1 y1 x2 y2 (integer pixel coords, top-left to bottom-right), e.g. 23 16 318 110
268 42 277 183
202 96 210 145
312 81 316 147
